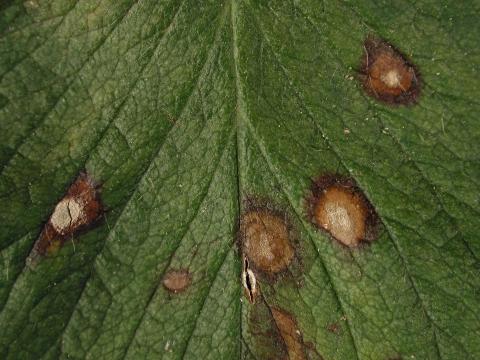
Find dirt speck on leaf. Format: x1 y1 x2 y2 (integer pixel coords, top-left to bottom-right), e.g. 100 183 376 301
306 174 379 247
163 269 192 294
359 35 421 105
27 171 103 267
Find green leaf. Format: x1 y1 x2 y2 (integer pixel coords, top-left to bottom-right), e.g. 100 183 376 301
0 0 479 359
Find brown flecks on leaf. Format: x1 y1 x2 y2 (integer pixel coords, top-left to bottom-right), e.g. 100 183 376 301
27 172 103 267
306 174 379 247
162 269 192 294
327 322 341 334
239 208 294 274
242 257 259 303
271 307 306 360
359 35 421 105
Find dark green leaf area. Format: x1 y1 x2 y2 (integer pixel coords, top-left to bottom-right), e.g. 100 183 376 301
0 1 479 359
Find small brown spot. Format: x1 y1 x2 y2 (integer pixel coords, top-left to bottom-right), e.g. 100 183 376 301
271 307 306 360
162 269 191 293
242 257 259 303
27 172 103 266
327 322 341 334
240 208 294 274
306 174 378 247
359 35 421 105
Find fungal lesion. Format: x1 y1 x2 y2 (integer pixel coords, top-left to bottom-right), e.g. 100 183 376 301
306 174 379 247
242 257 258 303
27 172 103 267
359 35 421 105
247 300 322 360
271 307 310 360
239 207 295 275
162 269 192 294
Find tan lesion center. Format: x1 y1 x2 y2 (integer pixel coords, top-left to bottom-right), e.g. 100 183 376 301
50 198 84 234
324 202 355 244
367 51 414 96
314 186 367 247
242 211 294 273
380 69 402 88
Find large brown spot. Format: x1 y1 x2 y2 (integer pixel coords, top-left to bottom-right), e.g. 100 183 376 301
162 270 191 293
307 174 378 247
27 172 103 267
271 307 306 360
359 36 421 105
240 209 294 274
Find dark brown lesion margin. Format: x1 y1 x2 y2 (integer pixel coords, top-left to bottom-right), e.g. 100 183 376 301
358 35 422 106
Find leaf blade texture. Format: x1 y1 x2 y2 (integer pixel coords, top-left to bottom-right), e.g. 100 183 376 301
0 1 479 359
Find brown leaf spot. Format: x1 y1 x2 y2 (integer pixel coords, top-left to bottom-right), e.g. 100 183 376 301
240 209 294 274
359 35 421 105
306 174 378 247
271 307 306 360
27 172 103 266
162 269 191 294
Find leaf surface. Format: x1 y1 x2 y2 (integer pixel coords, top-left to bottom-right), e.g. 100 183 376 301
0 1 479 359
